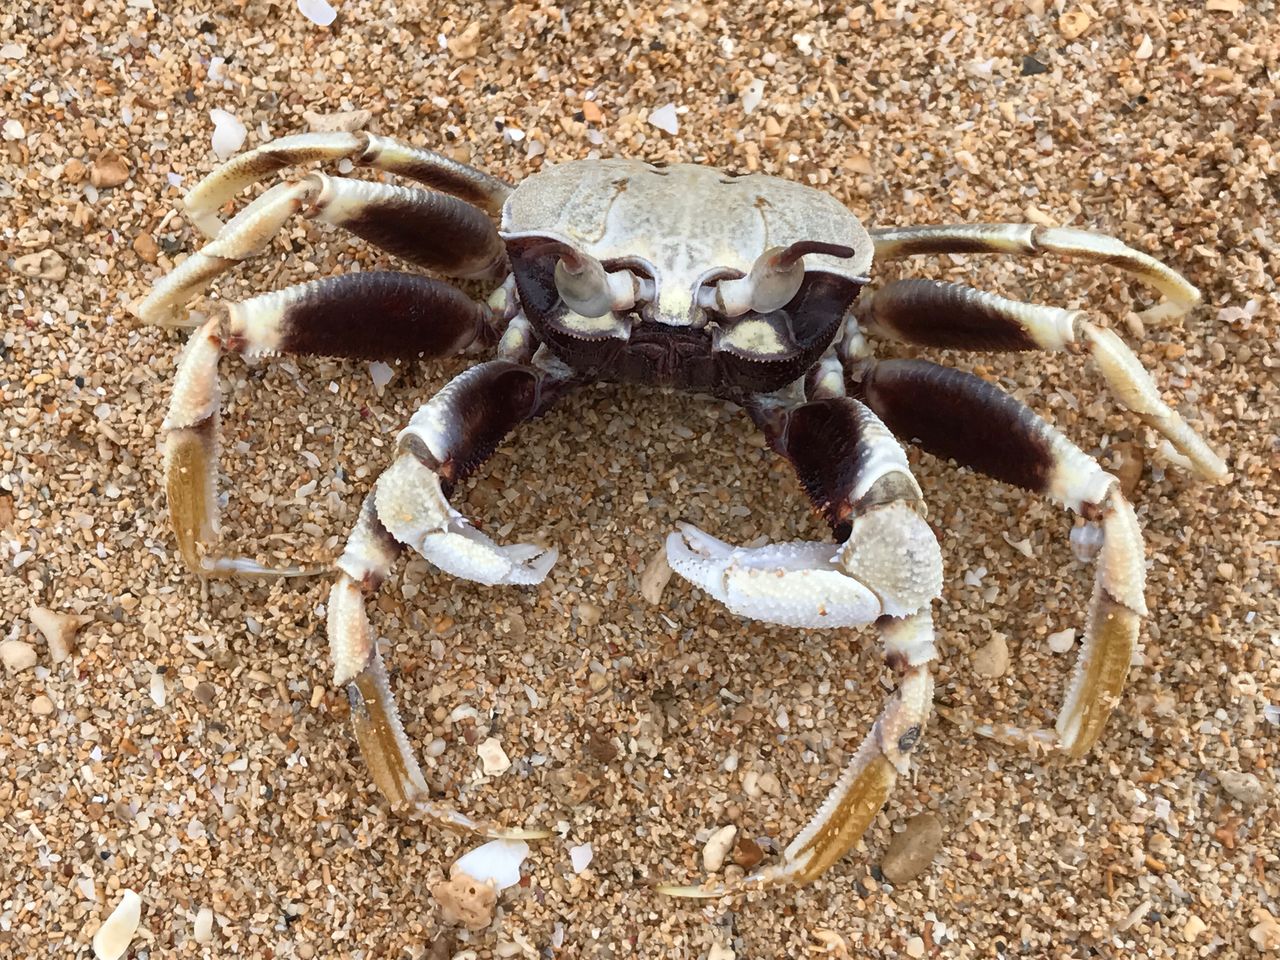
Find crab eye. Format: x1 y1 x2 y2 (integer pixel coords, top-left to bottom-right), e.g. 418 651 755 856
554 251 649 318
704 240 857 317
554 251 614 317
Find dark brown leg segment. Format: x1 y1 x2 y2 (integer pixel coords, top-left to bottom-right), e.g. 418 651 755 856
848 357 1147 757
328 360 572 836
163 276 502 577
855 279 1227 480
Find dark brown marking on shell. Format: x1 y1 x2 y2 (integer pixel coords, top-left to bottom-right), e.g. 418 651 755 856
332 191 504 276
897 725 922 754
276 273 489 360
869 279 1039 351
853 359 1055 494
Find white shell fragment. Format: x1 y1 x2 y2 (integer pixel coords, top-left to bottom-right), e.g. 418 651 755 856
1 639 38 673
29 606 87 663
297 0 337 27
452 839 529 891
478 737 511 775
568 842 594 874
1047 627 1077 653
193 906 214 943
647 103 679 135
702 824 737 872
208 109 247 160
368 361 394 390
741 77 766 114
92 890 142 960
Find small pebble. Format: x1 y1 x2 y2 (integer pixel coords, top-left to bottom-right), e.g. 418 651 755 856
1 639 38 673
1046 627 1077 653
31 694 55 716
732 833 764 870
1182 914 1207 942
452 839 529 892
639 545 673 604
478 737 511 775
568 842 593 874
194 907 214 943
29 606 85 663
1217 770 1266 807
89 149 129 188
92 890 142 960
905 937 925 958
1058 10 1092 39
303 108 371 132
702 824 737 872
881 813 943 884
13 250 67 280
647 103 679 135
448 22 481 59
297 0 337 26
972 634 1009 678
707 944 734 960
209 109 247 159
431 871 496 931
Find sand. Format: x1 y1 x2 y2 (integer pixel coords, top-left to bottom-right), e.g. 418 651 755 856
1 0 1276 956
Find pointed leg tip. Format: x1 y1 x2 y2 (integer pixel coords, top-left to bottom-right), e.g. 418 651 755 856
654 882 730 899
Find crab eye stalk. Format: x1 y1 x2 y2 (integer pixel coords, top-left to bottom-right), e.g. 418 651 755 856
705 240 857 316
553 252 644 318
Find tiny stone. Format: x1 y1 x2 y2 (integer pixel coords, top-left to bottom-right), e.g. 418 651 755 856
478 737 511 775
92 890 142 960
1217 770 1266 807
1020 55 1048 76
881 813 943 884
905 937 925 958
581 101 603 124
707 944 734 960
31 694 55 716
431 871 496 931
732 833 764 870
1058 10 1092 40
132 232 159 264
639 545 673 604
568 842 593 873
303 109 372 132
296 0 337 26
1047 627 1077 653
194 907 214 943
29 606 87 663
13 250 67 280
1182 914 1207 942
647 103 679 136
577 602 603 627
448 22 481 59
209 109 247 160
89 149 130 188
972 634 1009 678
1 640 38 673
757 771 782 796
194 681 217 705
702 824 737 872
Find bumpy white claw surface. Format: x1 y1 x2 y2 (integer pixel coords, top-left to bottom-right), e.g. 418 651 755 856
666 524 880 628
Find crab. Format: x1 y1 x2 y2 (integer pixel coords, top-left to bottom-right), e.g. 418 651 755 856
133 131 1227 897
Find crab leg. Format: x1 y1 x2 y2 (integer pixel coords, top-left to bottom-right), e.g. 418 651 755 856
849 358 1148 757
164 272 494 577
135 175 506 327
855 278 1226 480
328 360 568 834
183 131 511 236
660 397 942 895
868 222 1200 324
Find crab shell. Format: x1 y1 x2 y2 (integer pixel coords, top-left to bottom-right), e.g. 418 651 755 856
501 160 875 397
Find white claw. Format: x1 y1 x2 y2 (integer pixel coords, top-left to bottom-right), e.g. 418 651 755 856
666 523 880 629
419 526 557 586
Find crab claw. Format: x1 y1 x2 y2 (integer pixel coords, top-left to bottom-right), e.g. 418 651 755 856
665 523 881 628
